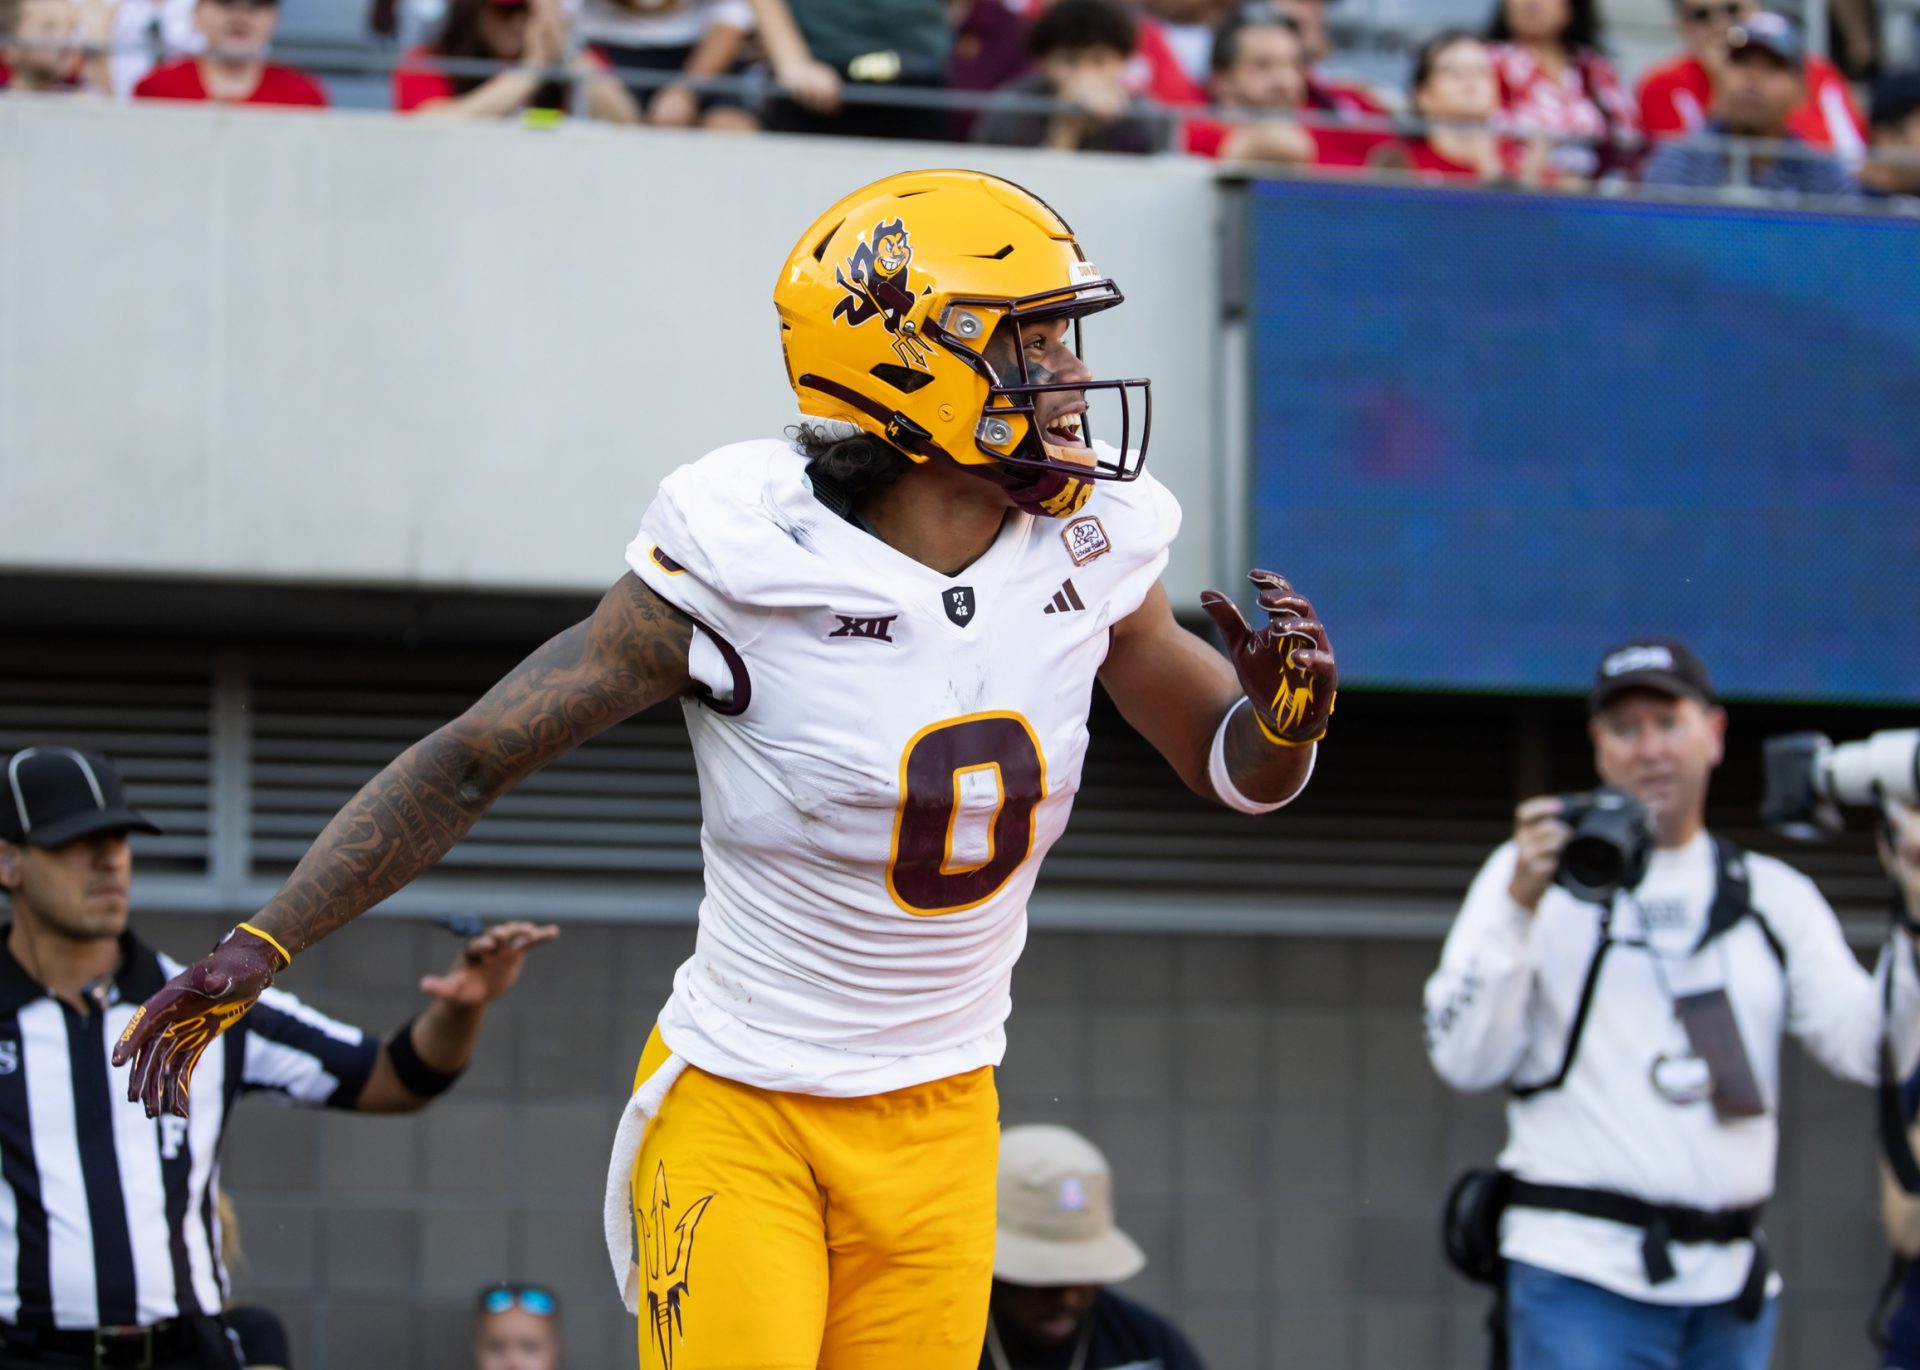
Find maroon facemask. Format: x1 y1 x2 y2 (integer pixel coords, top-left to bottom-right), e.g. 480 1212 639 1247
923 279 1153 491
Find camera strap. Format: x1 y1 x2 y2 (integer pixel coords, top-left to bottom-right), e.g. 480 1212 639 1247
1510 906 1614 1100
1513 837 1776 1101
1690 840 1786 965
1878 889 1920 1194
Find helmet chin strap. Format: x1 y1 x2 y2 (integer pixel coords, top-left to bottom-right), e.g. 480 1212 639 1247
1040 434 1097 469
964 449 1095 520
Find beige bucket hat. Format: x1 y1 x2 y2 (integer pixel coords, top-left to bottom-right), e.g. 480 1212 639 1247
994 1125 1147 1286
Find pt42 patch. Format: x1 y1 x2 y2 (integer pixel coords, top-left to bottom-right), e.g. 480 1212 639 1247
943 585 976 627
1062 516 1111 567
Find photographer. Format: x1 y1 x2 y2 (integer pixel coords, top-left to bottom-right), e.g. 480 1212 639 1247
1876 802 1920 1369
1424 638 1920 1370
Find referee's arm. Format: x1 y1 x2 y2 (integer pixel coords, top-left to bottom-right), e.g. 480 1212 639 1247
353 919 558 1113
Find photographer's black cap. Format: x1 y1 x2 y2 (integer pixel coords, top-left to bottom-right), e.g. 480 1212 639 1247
1589 637 1717 714
1 748 162 848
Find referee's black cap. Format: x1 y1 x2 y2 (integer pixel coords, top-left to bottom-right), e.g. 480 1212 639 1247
1588 637 1717 714
0 748 162 848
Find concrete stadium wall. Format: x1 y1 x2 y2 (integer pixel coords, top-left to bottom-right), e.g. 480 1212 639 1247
177 908 1879 1370
0 101 1228 604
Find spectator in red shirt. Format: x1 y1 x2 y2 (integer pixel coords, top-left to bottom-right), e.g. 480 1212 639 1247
1641 14 1855 194
1369 29 1548 184
1182 5 1311 160
1635 0 1865 156
1182 6 1384 164
394 0 636 121
1484 0 1634 179
133 0 327 105
2 0 113 93
1270 0 1387 116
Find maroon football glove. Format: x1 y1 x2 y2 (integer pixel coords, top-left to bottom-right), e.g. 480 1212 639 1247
113 924 290 1119
1199 570 1338 746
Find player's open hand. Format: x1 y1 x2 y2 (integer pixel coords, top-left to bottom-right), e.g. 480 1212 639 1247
420 920 560 1008
1199 570 1338 747
112 924 290 1119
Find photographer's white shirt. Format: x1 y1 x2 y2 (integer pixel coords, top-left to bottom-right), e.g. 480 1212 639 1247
1424 831 1920 1304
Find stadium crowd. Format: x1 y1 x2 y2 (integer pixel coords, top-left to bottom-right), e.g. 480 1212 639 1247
2 0 1919 197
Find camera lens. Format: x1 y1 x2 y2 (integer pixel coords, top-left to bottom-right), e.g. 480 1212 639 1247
1561 836 1624 897
1552 787 1653 904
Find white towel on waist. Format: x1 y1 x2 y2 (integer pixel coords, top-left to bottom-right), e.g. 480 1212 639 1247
603 1052 689 1313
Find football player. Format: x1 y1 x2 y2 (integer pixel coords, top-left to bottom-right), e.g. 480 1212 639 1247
114 170 1339 1369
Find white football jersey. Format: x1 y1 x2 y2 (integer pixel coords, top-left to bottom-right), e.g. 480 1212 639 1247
626 438 1180 1096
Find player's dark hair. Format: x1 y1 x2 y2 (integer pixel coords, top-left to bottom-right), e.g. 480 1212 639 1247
1485 0 1603 52
431 0 569 107
792 423 914 507
1212 4 1303 74
1028 0 1139 60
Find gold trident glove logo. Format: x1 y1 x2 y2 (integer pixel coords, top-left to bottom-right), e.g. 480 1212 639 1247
1268 637 1319 734
640 1162 715 1369
159 1000 254 1101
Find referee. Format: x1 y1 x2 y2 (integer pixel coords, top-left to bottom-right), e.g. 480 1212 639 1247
0 746 556 1368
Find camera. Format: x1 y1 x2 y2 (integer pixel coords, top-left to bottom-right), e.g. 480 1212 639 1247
1554 786 1654 904
1761 729 1920 838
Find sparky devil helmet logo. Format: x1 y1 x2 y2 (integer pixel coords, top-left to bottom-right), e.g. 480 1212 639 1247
832 219 932 370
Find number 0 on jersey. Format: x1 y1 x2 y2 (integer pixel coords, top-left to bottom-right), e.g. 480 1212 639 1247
888 712 1047 916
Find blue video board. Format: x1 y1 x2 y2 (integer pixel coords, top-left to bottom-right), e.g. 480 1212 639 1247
1246 179 1920 702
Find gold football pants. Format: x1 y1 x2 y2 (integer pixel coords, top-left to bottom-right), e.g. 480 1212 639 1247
629 1028 1000 1370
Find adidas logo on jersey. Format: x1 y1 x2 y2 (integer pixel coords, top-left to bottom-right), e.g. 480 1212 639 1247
1042 579 1086 615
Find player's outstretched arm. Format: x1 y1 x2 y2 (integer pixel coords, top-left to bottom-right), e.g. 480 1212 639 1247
113 573 694 1116
1100 572 1336 808
242 572 693 954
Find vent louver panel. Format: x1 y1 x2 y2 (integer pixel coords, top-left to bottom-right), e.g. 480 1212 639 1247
0 627 1901 929
0 646 214 876
247 651 702 890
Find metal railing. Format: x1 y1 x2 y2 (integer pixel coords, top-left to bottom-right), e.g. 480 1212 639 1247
8 32 1920 214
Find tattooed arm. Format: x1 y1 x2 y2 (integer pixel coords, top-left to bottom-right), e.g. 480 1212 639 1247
113 574 694 1116
1100 577 1333 807
256 573 694 954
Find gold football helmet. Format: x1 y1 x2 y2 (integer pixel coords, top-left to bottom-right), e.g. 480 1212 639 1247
773 169 1150 516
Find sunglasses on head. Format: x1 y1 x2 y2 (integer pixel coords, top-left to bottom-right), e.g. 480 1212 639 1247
479 1285 558 1317
1683 3 1742 21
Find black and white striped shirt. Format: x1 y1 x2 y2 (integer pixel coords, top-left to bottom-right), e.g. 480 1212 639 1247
0 929 379 1329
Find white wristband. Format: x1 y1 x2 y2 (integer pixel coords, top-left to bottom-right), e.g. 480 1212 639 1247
1208 699 1315 814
